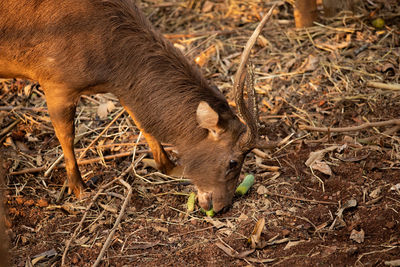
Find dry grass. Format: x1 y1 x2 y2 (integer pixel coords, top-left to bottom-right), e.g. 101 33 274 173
1 0 399 266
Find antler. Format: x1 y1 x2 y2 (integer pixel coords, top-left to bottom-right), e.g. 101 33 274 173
233 5 276 151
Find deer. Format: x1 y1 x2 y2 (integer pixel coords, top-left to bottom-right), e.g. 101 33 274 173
0 0 275 213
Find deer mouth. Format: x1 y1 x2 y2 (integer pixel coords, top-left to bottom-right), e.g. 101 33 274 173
197 189 233 213
197 190 213 211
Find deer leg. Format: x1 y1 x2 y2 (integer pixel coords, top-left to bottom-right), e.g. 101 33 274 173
122 107 175 174
141 132 175 174
43 88 85 198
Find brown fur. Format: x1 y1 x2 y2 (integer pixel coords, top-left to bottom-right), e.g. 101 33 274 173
0 0 248 212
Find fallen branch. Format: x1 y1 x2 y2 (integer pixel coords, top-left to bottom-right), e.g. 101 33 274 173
299 119 400 132
367 81 400 91
93 178 132 267
265 191 336 205
61 178 119 266
61 164 133 266
0 106 48 112
78 108 125 160
10 151 142 175
163 29 236 39
0 118 21 137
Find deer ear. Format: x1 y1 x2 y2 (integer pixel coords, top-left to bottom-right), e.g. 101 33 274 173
196 101 222 139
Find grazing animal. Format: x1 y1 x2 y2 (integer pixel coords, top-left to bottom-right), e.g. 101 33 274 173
0 0 273 212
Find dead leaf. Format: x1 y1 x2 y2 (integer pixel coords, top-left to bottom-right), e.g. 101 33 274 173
173 43 185 53
202 1 214 12
97 102 108 119
306 146 339 175
257 185 268 195
75 235 90 246
194 46 216 67
338 153 369 162
26 133 39 142
205 218 226 229
215 242 237 257
284 240 305 250
153 225 168 233
350 229 365 243
384 259 400 266
315 222 329 232
99 203 118 214
32 249 57 261
390 183 400 191
129 242 160 250
369 187 381 198
321 246 337 257
3 137 14 148
15 141 30 153
315 34 351 51
217 228 233 237
237 213 248 221
305 146 338 167
310 160 332 176
257 35 269 47
36 154 43 166
106 100 115 112
215 242 255 259
329 199 357 230
24 83 33 96
378 62 395 73
302 54 319 72
247 257 275 263
248 217 265 249
37 199 48 208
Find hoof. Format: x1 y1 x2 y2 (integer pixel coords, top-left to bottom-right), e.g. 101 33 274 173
68 181 86 199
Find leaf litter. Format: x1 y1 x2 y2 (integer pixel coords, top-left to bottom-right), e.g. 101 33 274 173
1 0 399 266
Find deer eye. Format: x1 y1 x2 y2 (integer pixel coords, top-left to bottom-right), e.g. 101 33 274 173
229 160 238 170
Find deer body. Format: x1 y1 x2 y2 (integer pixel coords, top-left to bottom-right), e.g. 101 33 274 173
0 0 258 212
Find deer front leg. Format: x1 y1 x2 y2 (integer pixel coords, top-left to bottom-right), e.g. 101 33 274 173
43 87 85 198
122 107 175 174
142 132 175 174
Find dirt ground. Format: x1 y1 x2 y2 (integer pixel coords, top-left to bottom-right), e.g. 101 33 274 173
1 0 399 266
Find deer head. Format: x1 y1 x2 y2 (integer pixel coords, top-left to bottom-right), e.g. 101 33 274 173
182 6 276 213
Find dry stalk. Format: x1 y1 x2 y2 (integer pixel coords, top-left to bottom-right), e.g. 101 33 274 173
367 81 400 91
265 191 336 205
78 108 125 160
300 119 400 132
93 178 132 267
61 164 133 266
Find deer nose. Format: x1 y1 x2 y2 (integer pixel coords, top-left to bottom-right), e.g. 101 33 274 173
197 191 212 211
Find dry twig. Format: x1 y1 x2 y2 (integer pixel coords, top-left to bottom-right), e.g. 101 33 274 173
299 119 400 132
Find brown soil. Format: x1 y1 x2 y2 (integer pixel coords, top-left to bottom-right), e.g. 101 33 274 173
1 0 399 266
